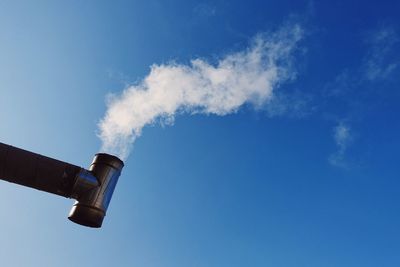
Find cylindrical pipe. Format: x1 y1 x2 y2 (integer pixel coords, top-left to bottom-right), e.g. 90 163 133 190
0 142 124 228
0 142 81 197
68 153 124 228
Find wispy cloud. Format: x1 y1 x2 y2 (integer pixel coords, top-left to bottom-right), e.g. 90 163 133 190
193 3 217 17
98 24 304 159
264 89 314 118
324 25 399 100
329 122 352 168
322 25 399 168
363 26 399 81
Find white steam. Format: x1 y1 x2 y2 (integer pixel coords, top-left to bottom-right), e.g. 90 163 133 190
99 24 303 159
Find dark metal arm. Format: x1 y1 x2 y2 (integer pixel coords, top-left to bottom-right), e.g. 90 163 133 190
0 142 124 228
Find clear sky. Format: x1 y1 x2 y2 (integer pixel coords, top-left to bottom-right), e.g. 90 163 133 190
0 0 399 266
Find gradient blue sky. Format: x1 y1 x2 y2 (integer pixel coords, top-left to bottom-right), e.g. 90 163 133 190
1 1 400 266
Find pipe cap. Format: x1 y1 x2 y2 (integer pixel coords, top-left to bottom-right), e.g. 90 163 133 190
68 203 105 228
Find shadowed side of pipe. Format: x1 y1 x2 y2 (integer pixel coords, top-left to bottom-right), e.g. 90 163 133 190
0 142 124 228
0 142 82 197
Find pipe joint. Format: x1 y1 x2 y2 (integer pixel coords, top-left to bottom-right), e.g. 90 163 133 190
68 153 124 228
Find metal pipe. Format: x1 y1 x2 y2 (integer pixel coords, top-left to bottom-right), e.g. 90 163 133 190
0 142 124 228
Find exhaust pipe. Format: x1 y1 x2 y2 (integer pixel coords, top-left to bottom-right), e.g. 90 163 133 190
0 142 124 228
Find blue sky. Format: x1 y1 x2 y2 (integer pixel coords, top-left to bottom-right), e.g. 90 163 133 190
0 1 399 266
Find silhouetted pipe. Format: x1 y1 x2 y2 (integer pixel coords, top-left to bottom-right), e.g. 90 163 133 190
0 142 124 228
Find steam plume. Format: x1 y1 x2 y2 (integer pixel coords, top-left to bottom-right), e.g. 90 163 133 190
99 24 303 159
